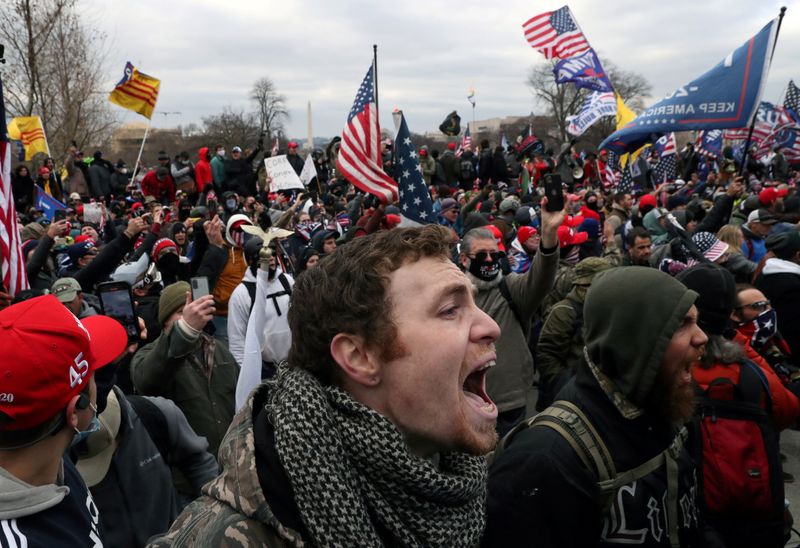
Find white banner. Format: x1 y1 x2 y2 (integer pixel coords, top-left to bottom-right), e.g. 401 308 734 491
265 155 304 192
567 91 617 136
299 154 318 186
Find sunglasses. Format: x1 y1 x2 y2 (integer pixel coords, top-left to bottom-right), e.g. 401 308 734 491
737 300 770 311
471 251 502 262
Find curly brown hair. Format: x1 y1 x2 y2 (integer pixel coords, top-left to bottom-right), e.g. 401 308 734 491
287 224 456 385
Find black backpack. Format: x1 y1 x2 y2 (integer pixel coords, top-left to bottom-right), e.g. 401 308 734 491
690 360 787 548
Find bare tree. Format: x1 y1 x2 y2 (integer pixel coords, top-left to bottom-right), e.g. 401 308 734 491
1 0 115 158
526 58 651 145
201 107 260 152
250 77 288 138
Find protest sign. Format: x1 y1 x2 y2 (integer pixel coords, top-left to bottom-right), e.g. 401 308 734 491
265 155 304 192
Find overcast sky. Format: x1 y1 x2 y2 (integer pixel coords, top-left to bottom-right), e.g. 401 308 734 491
80 0 799 141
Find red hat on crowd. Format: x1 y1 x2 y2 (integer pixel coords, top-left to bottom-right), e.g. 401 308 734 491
483 224 506 252
151 238 178 260
288 141 298 149
38 167 50 177
447 142 456 150
759 187 788 206
639 194 658 212
0 296 127 434
517 226 539 246
73 234 92 245
557 225 589 248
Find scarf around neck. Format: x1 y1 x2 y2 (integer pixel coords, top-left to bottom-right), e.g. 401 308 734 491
265 366 487 547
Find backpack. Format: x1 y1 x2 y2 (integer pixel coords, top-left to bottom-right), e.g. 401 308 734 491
491 400 687 548
243 273 292 316
691 360 787 547
127 394 171 462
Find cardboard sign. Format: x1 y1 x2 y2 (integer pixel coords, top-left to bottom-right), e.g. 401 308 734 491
265 155 304 192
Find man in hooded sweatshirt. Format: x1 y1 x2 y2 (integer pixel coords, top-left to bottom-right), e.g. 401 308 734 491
484 267 709 547
211 214 253 343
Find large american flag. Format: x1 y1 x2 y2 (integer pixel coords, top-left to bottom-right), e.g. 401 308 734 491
394 112 434 227
724 102 795 143
336 65 398 203
0 74 29 296
523 6 591 60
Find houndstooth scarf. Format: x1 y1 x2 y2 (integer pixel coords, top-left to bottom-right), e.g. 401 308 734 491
266 365 488 547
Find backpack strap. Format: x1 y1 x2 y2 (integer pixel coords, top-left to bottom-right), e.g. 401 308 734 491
243 280 257 315
277 273 292 296
498 277 527 334
738 359 773 414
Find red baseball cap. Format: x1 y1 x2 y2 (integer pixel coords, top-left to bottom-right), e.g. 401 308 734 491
288 141 298 149
0 295 127 431
759 187 788 206
639 194 658 210
483 224 506 252
557 225 589 248
517 226 539 245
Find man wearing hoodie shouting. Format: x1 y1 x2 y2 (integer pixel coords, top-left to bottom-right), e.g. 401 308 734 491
150 225 501 546
484 267 710 547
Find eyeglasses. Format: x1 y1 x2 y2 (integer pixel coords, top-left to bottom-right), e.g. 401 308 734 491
470 251 502 262
737 300 770 311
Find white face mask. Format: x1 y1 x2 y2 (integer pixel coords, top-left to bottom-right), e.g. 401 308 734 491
218 149 226 158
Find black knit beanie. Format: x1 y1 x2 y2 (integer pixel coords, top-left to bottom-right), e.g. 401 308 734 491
676 263 736 335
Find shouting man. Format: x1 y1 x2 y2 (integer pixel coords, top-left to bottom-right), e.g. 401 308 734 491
151 225 501 546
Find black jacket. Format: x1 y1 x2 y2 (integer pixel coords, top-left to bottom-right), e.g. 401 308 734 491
484 366 705 547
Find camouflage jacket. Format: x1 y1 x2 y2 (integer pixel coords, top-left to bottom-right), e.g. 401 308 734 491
147 385 306 547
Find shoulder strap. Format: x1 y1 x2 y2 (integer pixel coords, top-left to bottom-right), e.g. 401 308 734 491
127 395 171 461
566 297 584 334
243 280 257 314
277 273 292 296
498 277 526 333
738 359 773 414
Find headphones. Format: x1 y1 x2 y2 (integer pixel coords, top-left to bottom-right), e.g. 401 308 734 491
76 392 90 410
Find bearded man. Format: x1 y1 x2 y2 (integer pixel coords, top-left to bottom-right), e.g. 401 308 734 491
150 225 502 546
484 267 709 547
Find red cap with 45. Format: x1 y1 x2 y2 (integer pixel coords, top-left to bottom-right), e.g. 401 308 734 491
0 295 127 431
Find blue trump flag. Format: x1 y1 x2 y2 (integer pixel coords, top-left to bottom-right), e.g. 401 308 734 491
34 187 66 221
393 112 435 227
600 17 777 154
553 48 614 92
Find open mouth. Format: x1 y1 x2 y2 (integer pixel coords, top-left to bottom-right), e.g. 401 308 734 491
463 360 498 417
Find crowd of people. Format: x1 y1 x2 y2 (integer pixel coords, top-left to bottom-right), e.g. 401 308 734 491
2 133 800 547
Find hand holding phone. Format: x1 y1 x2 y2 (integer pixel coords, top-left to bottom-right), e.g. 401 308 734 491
190 277 210 300
97 282 141 343
543 174 565 212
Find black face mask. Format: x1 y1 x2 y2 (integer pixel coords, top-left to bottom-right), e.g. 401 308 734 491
468 255 500 281
586 201 599 212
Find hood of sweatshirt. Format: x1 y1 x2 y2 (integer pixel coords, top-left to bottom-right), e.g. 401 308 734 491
583 266 698 408
0 462 70 519
198 146 209 163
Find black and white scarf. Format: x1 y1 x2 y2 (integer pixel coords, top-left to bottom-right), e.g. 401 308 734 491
266 366 487 547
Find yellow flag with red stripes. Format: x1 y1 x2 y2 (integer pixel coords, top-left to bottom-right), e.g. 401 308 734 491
7 116 49 160
108 62 160 119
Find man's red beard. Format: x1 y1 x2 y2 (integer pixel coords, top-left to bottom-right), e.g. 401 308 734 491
647 364 696 424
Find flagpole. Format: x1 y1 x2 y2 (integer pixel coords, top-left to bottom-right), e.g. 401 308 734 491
372 44 379 120
129 121 151 188
739 6 787 177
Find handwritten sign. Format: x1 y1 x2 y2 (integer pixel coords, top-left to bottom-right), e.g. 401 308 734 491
265 155 304 192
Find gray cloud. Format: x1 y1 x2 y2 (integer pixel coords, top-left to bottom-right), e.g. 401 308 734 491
85 0 799 140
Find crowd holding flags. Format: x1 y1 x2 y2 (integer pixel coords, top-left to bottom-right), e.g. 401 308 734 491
108 62 161 119
652 133 678 183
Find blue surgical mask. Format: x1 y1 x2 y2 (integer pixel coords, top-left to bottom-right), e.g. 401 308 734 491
70 404 100 447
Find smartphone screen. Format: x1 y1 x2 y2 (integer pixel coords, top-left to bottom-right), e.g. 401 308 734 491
97 282 140 342
544 174 564 212
191 277 210 300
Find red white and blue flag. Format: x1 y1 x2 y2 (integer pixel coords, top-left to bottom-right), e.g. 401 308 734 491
336 65 398 203
456 126 472 158
652 133 677 183
523 6 591 60
0 74 30 296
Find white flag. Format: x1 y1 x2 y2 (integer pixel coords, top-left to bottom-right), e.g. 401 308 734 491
299 154 318 186
566 91 617 136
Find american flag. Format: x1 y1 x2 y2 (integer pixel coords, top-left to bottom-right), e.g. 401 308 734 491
271 137 279 157
336 65 398 203
600 150 618 188
0 74 29 296
724 102 795 144
455 126 472 158
617 163 633 193
785 80 800 121
522 6 591 60
394 112 434 227
652 133 677 184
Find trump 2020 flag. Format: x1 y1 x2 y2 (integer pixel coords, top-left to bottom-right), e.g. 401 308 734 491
567 91 616 136
696 130 724 158
393 112 434 227
108 62 160 119
600 17 778 154
554 49 614 93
